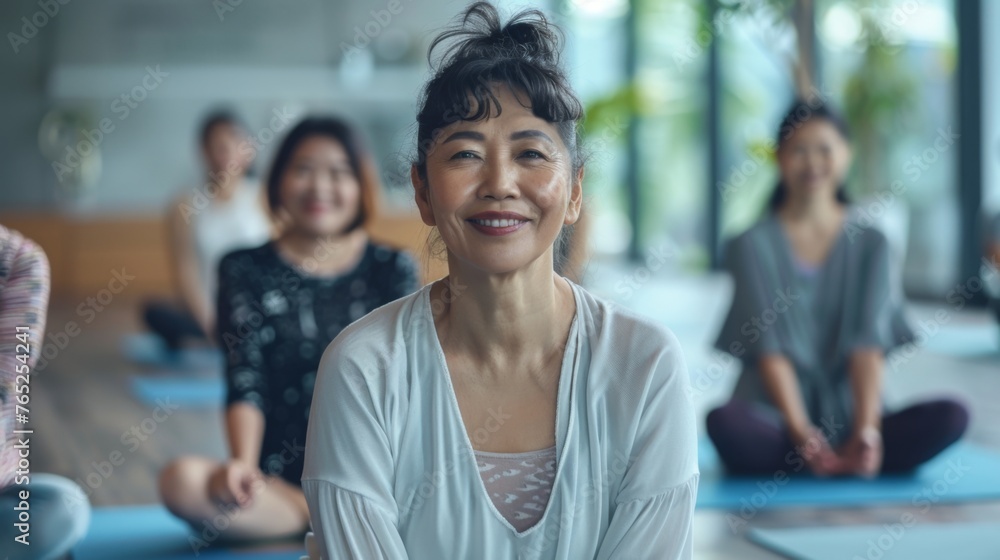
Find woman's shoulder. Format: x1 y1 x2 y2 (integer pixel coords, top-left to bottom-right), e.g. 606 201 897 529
219 241 275 263
322 282 429 364
731 215 776 246
218 242 275 270
0 225 48 281
367 241 418 270
842 207 890 248
574 285 685 369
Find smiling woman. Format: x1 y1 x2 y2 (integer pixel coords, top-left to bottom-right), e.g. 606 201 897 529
301 3 699 559
157 117 420 544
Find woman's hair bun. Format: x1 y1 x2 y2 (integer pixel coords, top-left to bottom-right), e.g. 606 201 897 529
430 2 561 70
414 1 584 177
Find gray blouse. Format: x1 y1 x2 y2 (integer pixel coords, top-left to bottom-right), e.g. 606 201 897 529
713 210 914 445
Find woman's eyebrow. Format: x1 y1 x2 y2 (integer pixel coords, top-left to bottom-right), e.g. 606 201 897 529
442 130 486 144
510 129 555 144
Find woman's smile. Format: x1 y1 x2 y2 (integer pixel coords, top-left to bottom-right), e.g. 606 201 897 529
466 211 531 236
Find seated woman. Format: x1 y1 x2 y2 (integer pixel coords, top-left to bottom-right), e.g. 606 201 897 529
301 3 698 559
0 224 90 559
158 117 420 543
707 100 969 477
143 110 273 352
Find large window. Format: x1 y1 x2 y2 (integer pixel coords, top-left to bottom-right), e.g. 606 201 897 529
818 0 958 296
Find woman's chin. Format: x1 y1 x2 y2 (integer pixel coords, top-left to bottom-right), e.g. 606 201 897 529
453 251 549 277
290 217 347 238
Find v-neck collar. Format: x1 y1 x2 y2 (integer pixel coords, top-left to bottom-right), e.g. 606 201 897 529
422 278 582 537
769 212 847 277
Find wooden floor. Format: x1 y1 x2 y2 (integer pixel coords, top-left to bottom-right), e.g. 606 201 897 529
28 259 1000 558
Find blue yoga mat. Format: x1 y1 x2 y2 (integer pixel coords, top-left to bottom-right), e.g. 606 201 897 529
123 333 224 370
131 375 226 407
923 323 1000 359
748 522 1000 560
75 505 305 560
697 439 1000 509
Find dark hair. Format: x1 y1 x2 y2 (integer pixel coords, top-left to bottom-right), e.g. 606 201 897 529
769 99 852 210
199 109 247 148
265 116 379 234
413 1 584 179
413 2 584 272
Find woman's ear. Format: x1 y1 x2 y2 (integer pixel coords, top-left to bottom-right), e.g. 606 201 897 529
565 166 584 226
412 165 437 227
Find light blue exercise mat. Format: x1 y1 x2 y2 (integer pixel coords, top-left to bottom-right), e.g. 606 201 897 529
122 333 224 370
922 323 1000 359
74 504 305 559
748 522 1000 560
130 374 226 407
697 439 1000 510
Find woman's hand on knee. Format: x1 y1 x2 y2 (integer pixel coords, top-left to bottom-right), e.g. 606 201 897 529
208 460 265 510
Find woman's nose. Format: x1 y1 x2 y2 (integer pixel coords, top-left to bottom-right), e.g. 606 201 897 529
477 159 519 200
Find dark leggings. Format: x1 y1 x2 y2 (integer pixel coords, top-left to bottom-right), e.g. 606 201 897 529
142 299 207 350
706 398 969 475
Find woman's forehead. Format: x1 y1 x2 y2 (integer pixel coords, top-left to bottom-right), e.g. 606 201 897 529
785 119 844 143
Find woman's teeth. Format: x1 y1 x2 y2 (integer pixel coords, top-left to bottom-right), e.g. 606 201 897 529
470 218 525 228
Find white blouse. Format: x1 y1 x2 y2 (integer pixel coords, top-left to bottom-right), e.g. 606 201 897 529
301 279 699 559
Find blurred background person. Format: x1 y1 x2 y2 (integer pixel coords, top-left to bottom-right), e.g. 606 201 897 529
0 224 90 559
985 209 1000 331
158 116 419 542
141 110 273 354
706 101 969 478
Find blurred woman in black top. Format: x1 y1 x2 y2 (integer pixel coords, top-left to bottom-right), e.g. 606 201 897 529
158 116 420 542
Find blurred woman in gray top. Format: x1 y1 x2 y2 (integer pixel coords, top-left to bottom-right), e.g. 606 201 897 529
707 101 968 477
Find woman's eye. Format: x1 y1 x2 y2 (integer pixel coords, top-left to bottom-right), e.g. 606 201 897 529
520 150 546 159
451 150 479 160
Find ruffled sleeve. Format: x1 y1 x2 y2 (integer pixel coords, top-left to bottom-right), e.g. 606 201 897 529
713 230 783 362
595 329 699 559
300 330 407 559
850 230 913 352
300 480 408 560
594 474 699 560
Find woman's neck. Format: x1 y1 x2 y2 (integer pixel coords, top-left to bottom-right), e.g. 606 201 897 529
207 172 244 202
435 253 574 383
779 192 843 227
275 228 366 275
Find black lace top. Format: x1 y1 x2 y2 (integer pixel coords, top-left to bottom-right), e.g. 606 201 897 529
215 240 420 484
